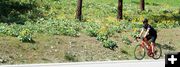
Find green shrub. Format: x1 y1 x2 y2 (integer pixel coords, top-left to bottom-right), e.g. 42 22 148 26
156 22 168 28
60 27 79 37
85 28 98 37
6 28 19 37
102 39 117 50
122 36 132 45
0 24 21 37
120 20 133 31
175 21 180 26
111 26 122 33
64 52 77 62
83 22 100 37
41 19 80 37
0 25 7 34
96 34 108 42
106 26 116 36
18 29 33 42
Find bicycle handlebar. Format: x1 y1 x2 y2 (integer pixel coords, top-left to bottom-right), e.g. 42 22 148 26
135 37 145 42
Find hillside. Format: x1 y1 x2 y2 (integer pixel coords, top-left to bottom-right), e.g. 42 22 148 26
0 0 180 64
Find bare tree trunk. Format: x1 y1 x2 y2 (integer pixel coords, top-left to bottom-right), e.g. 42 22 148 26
117 0 123 20
140 0 145 11
179 8 180 14
76 0 83 21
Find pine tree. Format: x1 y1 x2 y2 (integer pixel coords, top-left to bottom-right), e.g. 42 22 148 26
117 0 123 20
76 0 83 21
140 0 145 11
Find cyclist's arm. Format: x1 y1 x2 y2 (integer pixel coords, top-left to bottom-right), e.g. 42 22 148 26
144 28 150 37
138 28 144 37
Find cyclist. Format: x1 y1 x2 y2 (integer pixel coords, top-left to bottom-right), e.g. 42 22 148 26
137 18 157 53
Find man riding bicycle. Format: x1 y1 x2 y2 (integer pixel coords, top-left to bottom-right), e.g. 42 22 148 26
137 18 157 53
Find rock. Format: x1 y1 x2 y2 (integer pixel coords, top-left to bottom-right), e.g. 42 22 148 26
0 59 7 63
0 57 3 62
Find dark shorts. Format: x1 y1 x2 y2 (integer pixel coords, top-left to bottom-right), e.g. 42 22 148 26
146 35 157 43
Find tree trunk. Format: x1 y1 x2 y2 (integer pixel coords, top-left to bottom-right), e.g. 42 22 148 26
140 0 145 11
76 0 83 21
117 0 123 20
179 8 180 14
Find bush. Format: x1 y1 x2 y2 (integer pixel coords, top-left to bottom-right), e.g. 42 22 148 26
156 22 168 28
111 26 122 33
119 20 134 31
0 24 7 34
6 28 19 37
96 34 108 42
102 39 118 50
85 28 98 37
60 27 79 37
42 19 80 37
122 36 132 45
96 27 110 41
0 24 21 37
18 29 34 42
83 22 100 37
64 52 77 62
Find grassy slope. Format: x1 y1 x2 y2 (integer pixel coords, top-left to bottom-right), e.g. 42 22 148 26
0 0 180 64
0 28 180 64
53 0 180 24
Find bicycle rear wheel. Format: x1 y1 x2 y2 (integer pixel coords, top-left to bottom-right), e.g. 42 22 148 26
134 44 146 60
152 44 162 59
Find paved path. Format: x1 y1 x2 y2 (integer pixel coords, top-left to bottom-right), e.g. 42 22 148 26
0 59 165 67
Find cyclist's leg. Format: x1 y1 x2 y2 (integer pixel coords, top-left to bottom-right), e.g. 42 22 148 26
150 42 154 52
144 35 151 47
150 35 157 53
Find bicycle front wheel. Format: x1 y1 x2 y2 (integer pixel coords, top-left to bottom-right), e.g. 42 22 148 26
134 44 146 60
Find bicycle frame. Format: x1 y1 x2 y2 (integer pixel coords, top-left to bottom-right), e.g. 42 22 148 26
141 38 150 50
136 37 152 52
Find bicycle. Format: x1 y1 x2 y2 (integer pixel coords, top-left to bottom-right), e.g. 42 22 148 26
134 37 162 60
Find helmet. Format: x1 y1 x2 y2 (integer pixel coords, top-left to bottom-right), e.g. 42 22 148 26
143 18 148 23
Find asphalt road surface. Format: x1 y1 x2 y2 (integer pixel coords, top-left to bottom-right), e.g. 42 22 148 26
0 59 165 67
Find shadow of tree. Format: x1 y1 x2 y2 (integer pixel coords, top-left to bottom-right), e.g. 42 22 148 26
23 39 36 43
152 14 180 22
121 49 129 55
0 0 36 24
131 1 160 6
156 43 176 51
